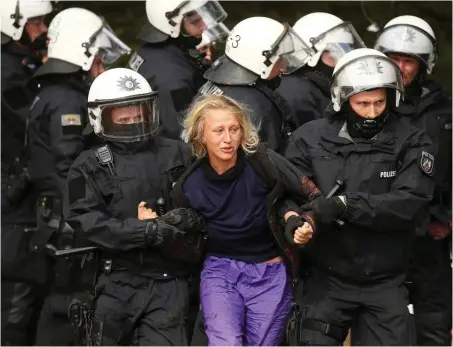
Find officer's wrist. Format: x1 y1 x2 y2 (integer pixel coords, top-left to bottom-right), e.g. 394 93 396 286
144 220 158 247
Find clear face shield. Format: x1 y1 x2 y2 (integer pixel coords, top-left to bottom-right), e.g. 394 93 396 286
374 24 435 68
265 24 314 75
331 55 404 112
97 94 159 142
311 22 366 66
178 1 229 41
90 22 131 65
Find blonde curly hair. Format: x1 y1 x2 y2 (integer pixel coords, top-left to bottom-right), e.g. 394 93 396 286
181 94 260 158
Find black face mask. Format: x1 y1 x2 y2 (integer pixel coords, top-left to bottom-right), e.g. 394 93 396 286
106 123 151 140
31 32 48 51
345 90 395 139
314 59 335 78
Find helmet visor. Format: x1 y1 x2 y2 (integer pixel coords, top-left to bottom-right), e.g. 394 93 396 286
374 24 435 66
99 96 159 142
331 55 404 108
312 22 366 66
182 1 228 39
268 25 314 74
92 24 131 65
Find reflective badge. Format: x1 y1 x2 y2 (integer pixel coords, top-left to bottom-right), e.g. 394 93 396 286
199 81 224 96
420 151 434 176
128 52 144 72
61 114 82 126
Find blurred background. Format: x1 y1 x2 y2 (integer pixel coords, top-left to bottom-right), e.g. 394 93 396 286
52 1 452 91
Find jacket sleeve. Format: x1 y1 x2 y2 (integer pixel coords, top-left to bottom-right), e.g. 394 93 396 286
344 131 435 231
50 102 86 192
284 131 316 179
65 163 150 252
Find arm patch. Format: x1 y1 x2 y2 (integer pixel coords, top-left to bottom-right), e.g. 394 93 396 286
419 151 435 176
61 114 83 135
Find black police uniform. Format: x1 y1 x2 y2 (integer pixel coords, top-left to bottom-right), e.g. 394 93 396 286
276 66 332 129
285 113 435 345
1 34 46 346
127 23 208 141
398 79 452 346
65 137 196 346
27 61 90 345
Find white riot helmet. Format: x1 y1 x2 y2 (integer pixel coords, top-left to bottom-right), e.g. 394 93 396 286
1 0 52 44
88 68 159 142
331 48 404 112
293 12 366 68
205 17 314 85
34 8 130 77
139 0 228 44
374 15 437 75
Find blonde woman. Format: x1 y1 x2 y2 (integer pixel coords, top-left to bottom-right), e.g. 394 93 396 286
140 94 320 346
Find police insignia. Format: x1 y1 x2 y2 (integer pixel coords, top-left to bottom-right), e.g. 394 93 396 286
61 114 82 126
127 52 144 72
117 76 141 92
420 151 434 176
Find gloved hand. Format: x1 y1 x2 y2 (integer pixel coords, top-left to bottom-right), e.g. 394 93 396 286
145 208 206 248
284 215 306 245
303 196 346 226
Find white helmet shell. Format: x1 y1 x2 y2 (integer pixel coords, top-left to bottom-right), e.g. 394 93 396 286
293 12 366 67
224 16 314 79
46 8 130 71
374 15 437 74
145 0 227 38
1 0 52 41
88 68 159 142
331 48 404 112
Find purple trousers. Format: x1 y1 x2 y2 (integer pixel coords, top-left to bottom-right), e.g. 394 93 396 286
200 256 292 346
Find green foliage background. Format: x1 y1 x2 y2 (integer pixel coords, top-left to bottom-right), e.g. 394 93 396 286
56 1 452 91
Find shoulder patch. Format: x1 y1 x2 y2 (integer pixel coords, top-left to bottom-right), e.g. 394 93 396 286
420 151 434 176
61 114 82 126
199 81 224 96
128 52 144 72
29 96 40 111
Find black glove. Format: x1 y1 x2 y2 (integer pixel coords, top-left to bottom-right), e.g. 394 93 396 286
144 208 206 248
284 215 305 245
310 196 346 225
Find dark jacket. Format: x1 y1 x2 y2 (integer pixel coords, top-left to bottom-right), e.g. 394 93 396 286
65 137 195 278
285 114 435 283
128 41 207 140
28 75 88 199
397 79 452 227
1 41 41 225
171 144 322 278
277 68 331 129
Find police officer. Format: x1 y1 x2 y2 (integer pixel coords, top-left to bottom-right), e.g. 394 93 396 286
127 0 229 140
277 13 366 128
285 48 435 346
199 16 315 154
375 16 452 346
65 68 202 345
28 8 130 345
1 0 53 344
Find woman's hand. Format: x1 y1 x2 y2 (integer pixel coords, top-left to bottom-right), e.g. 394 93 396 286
294 222 313 245
138 201 158 220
